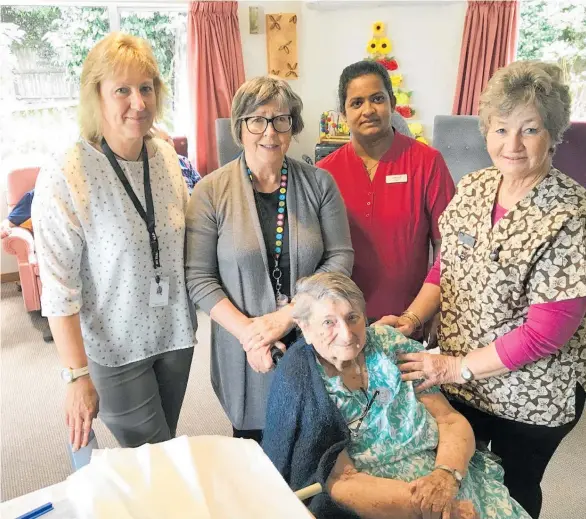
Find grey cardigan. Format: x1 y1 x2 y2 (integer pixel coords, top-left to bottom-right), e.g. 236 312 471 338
185 155 353 429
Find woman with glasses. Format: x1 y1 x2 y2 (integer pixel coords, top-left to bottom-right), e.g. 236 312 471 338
263 272 531 519
185 76 353 442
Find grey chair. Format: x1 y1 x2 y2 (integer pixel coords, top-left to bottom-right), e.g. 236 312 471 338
433 115 492 185
215 118 241 167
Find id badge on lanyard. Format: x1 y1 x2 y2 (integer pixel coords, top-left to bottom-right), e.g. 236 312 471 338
101 138 169 307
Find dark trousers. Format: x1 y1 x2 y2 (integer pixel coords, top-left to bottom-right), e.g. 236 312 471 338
448 384 585 519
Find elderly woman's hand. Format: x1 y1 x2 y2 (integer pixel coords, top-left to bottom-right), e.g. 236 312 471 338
397 352 461 392
371 314 416 336
409 469 460 519
240 310 294 352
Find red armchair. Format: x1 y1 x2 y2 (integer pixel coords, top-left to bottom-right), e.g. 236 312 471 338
2 167 42 311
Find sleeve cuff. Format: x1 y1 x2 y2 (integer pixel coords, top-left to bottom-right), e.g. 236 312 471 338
196 289 228 314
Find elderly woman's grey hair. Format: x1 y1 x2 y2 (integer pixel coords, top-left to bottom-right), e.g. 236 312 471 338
292 272 366 324
230 75 304 147
478 61 571 150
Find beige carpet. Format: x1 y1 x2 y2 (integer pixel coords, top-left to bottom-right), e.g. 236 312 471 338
2 282 585 517
0 282 230 503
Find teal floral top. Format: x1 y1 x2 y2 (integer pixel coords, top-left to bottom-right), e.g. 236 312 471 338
316 325 531 519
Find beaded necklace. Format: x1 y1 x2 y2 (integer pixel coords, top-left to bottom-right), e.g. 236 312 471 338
247 158 289 308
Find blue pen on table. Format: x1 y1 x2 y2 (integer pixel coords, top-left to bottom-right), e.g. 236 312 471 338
16 502 54 519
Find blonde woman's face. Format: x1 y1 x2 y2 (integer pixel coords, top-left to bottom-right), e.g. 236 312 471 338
99 68 156 142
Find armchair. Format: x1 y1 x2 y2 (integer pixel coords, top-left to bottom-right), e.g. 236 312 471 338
2 167 41 312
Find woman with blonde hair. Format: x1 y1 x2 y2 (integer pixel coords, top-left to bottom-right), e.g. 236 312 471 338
32 33 195 449
377 60 586 518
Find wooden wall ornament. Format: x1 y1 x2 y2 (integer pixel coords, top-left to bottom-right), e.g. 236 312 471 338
266 13 298 80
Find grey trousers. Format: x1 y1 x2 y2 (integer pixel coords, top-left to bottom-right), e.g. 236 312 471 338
88 347 194 448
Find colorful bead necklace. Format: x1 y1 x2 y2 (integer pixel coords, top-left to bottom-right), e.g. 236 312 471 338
247 158 289 307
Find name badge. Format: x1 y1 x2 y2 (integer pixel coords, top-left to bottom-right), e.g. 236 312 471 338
386 174 408 184
149 276 170 307
375 387 393 404
457 232 476 248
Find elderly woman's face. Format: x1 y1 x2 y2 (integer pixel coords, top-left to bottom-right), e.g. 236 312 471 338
486 104 551 180
241 99 292 166
297 298 367 367
99 68 156 142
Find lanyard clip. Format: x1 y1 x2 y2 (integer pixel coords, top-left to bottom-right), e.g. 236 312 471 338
149 230 160 270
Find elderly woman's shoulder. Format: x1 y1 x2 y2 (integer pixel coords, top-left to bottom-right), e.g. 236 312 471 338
549 169 586 216
274 337 316 384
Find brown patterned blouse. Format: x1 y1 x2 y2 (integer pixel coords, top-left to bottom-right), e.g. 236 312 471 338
438 167 586 426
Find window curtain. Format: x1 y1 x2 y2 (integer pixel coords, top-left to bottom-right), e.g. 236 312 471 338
187 1 245 175
452 0 519 115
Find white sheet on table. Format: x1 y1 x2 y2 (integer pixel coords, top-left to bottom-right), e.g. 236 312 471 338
66 435 313 519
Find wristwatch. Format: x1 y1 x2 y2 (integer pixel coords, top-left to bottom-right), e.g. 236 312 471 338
460 358 475 382
61 366 89 384
435 465 463 488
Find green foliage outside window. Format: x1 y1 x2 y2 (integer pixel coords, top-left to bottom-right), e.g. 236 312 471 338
518 1 586 118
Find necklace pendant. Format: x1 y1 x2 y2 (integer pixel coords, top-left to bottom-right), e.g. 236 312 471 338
276 292 289 308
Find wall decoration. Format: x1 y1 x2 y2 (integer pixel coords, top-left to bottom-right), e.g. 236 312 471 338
366 21 428 145
319 110 350 144
266 13 298 80
249 6 260 35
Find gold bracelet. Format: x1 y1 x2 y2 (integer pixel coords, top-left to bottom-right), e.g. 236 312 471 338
400 311 423 332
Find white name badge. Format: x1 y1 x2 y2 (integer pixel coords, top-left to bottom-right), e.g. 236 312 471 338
386 174 408 184
149 276 170 307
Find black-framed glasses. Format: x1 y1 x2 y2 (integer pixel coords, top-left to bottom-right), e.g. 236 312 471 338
347 389 380 436
241 114 293 134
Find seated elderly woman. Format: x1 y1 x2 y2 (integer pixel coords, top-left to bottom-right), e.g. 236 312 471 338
263 272 530 519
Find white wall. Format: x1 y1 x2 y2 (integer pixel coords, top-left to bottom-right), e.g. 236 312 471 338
238 0 467 160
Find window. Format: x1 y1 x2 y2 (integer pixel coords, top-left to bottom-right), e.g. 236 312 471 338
1 5 110 167
0 3 189 171
517 0 586 120
119 10 188 135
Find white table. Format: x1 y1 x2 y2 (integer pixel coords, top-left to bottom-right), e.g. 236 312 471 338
1 482 78 519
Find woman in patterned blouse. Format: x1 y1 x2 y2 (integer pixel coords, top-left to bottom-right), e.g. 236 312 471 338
32 33 195 451
375 61 586 518
263 272 530 519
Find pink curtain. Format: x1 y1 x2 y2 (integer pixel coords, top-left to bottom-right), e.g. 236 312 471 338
187 1 245 175
452 0 519 115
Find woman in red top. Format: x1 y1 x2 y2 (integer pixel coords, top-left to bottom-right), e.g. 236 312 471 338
317 60 455 323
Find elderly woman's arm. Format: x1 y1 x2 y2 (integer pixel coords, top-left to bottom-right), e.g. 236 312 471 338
327 450 420 519
399 299 586 392
314 169 354 276
406 393 474 519
327 450 477 519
